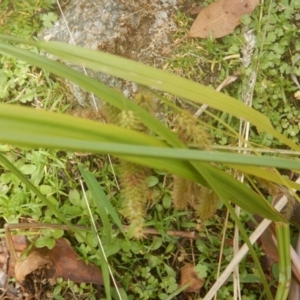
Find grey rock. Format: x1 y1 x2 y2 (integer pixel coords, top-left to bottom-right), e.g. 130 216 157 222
39 0 177 107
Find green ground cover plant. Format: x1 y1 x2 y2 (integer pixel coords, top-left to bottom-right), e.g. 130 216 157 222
0 1 300 299
0 0 68 110
168 0 300 146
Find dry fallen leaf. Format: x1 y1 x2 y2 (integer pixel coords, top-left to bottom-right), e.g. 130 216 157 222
0 235 28 278
12 238 103 285
189 0 259 38
15 249 49 283
180 263 204 293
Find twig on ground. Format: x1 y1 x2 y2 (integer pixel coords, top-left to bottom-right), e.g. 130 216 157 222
122 225 200 239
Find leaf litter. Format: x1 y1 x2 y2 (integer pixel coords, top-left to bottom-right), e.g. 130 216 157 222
179 263 205 293
163 0 259 54
189 0 259 38
0 235 103 299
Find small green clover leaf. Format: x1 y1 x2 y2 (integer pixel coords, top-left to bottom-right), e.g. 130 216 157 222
194 263 208 279
40 12 58 28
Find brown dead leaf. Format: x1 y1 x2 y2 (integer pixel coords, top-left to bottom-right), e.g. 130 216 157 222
0 235 28 278
14 238 103 285
15 249 49 283
189 0 259 38
180 263 204 293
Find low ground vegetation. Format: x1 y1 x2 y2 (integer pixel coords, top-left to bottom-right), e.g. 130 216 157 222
0 1 300 299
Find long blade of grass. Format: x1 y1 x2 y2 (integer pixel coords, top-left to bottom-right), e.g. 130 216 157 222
79 166 125 237
0 103 202 183
0 103 286 221
0 36 295 151
275 223 291 300
229 165 300 191
79 179 113 300
1 126 300 172
0 103 299 171
79 167 112 240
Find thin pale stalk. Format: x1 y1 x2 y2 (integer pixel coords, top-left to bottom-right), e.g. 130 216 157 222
80 179 116 300
203 187 297 300
214 209 230 300
200 169 274 300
